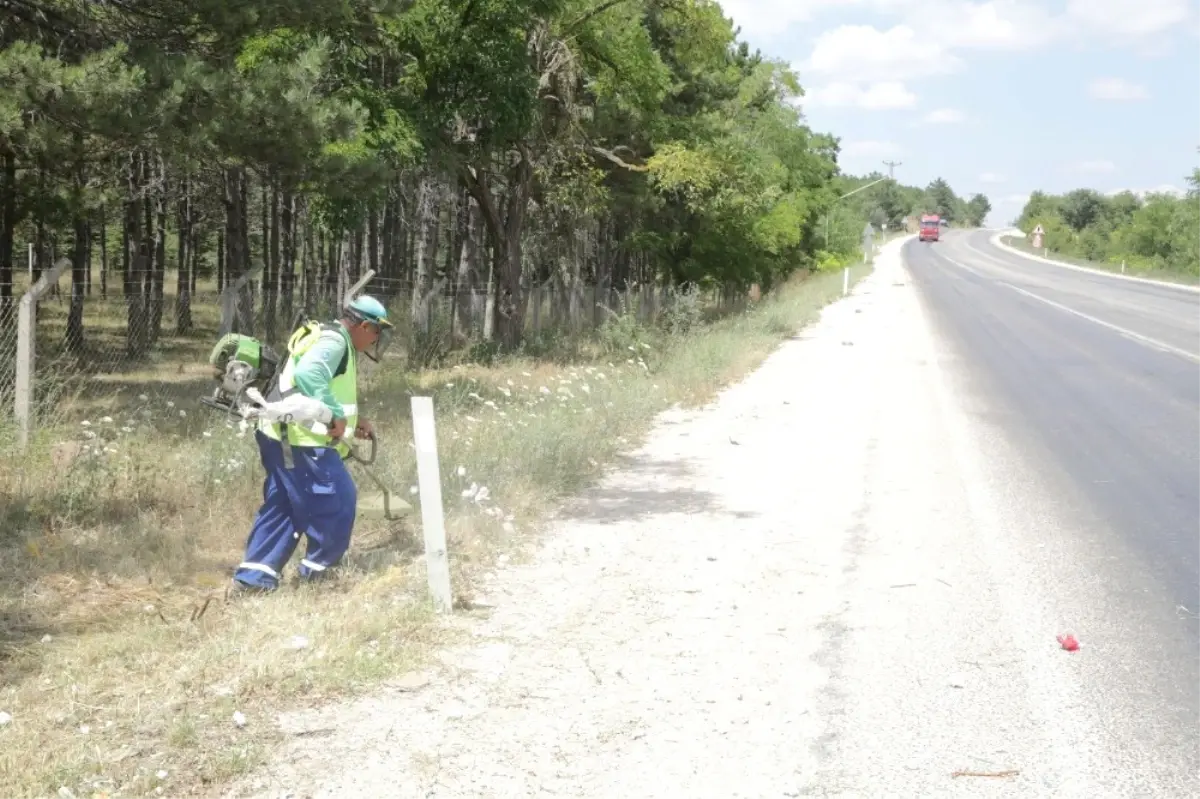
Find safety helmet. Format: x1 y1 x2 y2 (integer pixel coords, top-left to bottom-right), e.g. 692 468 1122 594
344 294 394 362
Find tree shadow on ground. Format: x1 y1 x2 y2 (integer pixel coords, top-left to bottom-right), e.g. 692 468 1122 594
563 452 758 525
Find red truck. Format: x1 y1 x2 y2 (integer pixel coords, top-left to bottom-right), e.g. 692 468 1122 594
918 214 941 242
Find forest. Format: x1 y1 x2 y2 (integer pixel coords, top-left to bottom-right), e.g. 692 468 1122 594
0 0 984 366
1014 170 1200 276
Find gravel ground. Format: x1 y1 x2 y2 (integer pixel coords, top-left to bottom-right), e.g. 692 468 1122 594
226 237 1197 799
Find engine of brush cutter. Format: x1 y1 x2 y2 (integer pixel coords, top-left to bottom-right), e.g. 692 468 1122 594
202 333 282 419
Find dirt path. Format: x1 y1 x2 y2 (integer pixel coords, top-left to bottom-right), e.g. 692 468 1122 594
226 238 1192 798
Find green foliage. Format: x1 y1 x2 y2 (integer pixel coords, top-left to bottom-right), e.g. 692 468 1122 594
1 0 982 345
1015 179 1199 275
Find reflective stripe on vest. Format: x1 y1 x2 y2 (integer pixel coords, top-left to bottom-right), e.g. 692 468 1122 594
259 325 357 456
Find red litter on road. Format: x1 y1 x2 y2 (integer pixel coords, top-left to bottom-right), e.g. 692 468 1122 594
1057 634 1080 652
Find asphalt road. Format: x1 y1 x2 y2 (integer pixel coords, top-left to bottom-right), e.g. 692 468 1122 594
904 229 1200 761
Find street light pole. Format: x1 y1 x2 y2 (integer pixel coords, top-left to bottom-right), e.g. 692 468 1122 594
824 176 889 247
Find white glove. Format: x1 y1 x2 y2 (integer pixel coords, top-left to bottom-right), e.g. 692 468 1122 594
241 389 334 426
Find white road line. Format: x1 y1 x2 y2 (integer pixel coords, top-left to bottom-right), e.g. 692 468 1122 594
917 245 1200 364
1001 282 1200 364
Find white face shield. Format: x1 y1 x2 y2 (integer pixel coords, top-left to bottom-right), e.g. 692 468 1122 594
365 323 393 363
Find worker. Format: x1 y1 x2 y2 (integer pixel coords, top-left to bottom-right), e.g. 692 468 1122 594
231 295 394 594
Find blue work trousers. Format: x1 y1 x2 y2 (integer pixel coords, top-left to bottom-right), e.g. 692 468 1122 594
234 430 357 590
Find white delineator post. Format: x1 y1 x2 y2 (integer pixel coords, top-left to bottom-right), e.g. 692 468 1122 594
842 266 850 297
14 258 69 450
411 395 453 613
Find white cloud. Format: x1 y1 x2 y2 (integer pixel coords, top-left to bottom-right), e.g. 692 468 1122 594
979 172 1006 183
1001 193 1031 205
920 0 1061 50
921 108 966 124
1074 159 1118 174
1087 78 1150 100
719 0 852 41
802 24 962 83
804 81 917 109
1107 184 1187 198
840 140 903 161
1066 0 1193 38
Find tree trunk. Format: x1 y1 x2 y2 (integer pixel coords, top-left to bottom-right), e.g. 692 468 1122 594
216 229 225 290
149 162 167 343
84 221 92 297
64 145 88 351
464 150 532 349
66 216 87 352
265 181 279 342
303 207 316 314
224 166 251 333
176 180 193 334
125 153 149 356
453 191 479 336
381 189 395 280
99 205 108 298
367 202 380 299
411 175 439 333
0 144 14 325
280 189 295 331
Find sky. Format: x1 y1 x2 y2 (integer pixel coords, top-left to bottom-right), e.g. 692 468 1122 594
717 0 1200 225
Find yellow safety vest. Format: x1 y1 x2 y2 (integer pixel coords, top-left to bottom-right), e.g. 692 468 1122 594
259 322 358 458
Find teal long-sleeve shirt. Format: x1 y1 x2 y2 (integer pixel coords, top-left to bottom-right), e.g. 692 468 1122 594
291 325 353 420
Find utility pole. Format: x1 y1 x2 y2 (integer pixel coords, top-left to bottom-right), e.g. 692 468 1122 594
882 160 902 180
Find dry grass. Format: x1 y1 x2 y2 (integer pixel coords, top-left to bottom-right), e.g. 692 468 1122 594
0 261 872 798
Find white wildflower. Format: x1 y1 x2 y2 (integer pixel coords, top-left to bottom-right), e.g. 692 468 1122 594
166 401 175 408
202 431 212 438
80 420 91 427
100 416 113 424
461 482 479 500
456 465 467 477
474 486 490 503
232 711 246 728
138 393 149 401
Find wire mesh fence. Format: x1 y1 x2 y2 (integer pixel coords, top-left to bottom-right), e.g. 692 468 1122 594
0 271 747 454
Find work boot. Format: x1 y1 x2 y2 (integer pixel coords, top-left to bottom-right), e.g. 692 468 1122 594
225 579 274 601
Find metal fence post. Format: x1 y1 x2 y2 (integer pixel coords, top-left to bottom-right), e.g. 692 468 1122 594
15 257 70 450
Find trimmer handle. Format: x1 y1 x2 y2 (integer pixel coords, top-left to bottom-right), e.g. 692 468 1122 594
348 430 377 464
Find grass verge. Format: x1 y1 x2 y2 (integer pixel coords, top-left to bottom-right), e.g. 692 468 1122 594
0 260 873 798
998 235 1200 287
